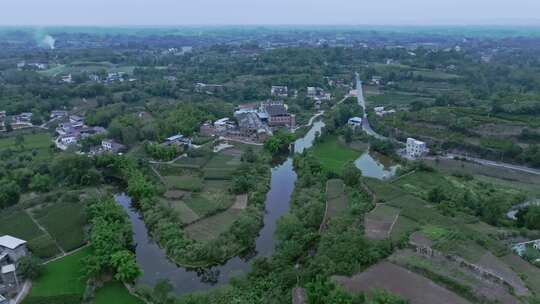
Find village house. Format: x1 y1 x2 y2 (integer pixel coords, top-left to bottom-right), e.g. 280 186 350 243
348 117 363 129
194 83 224 94
162 134 192 147
406 138 427 159
50 110 68 120
0 236 27 263
371 76 383 85
199 121 215 137
307 87 331 100
101 139 125 154
12 113 33 125
0 235 28 302
271 86 288 98
69 115 84 128
260 101 296 128
374 106 396 117
61 74 73 84
237 112 271 140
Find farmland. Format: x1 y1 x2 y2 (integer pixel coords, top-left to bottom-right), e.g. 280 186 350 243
0 133 53 160
364 204 400 240
94 281 143 304
0 210 61 259
333 261 470 304
26 247 91 300
311 136 362 174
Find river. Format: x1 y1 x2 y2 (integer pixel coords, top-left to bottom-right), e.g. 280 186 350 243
116 120 325 295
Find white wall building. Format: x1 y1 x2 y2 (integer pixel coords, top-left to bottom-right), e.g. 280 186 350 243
347 117 363 129
406 138 427 159
0 236 27 262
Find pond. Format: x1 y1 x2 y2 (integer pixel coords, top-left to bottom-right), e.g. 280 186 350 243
116 119 323 295
354 152 399 180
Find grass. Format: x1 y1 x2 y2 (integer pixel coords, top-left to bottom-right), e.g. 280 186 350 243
184 190 235 218
390 215 419 241
28 247 91 298
325 179 348 218
184 209 242 242
0 133 52 160
311 136 362 174
162 175 204 192
160 199 200 225
31 201 87 252
94 281 143 304
0 210 61 259
202 154 242 180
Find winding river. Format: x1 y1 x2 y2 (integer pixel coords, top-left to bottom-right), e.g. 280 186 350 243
116 119 396 295
116 121 325 295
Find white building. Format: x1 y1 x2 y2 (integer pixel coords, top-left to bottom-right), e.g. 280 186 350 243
271 86 288 97
348 117 363 129
0 236 27 262
406 138 427 159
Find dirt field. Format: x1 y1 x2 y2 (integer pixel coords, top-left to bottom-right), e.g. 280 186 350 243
232 194 248 210
390 249 519 304
334 261 470 304
364 204 400 240
477 252 529 297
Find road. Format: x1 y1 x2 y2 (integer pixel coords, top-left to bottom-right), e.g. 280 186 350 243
355 73 385 140
442 153 540 176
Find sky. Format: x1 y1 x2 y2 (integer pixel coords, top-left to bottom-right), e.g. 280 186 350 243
2 0 540 26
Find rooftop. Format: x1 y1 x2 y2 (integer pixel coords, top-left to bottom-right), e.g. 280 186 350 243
0 235 26 250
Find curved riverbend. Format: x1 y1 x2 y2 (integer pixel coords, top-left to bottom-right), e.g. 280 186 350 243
116 120 325 295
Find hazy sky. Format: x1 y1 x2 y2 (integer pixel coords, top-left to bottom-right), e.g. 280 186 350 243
2 0 540 26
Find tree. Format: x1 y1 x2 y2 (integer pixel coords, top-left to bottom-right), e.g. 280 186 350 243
14 134 25 149
110 250 142 283
344 127 353 144
0 180 20 208
18 256 43 279
343 163 362 187
153 279 174 304
427 186 446 204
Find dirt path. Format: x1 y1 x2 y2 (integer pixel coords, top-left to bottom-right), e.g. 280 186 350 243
25 209 65 255
42 244 89 265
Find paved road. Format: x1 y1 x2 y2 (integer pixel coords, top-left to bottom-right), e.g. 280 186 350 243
355 74 385 140
442 153 540 176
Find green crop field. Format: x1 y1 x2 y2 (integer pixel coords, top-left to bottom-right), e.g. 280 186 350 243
28 247 91 299
312 136 362 174
184 209 241 242
0 210 61 259
202 154 242 180
94 281 143 304
31 201 87 252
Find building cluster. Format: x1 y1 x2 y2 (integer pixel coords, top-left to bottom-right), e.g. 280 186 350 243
271 86 288 98
88 72 128 83
200 100 295 142
307 87 331 101
374 106 396 117
0 235 28 302
16 61 48 70
54 114 121 153
405 137 428 159
0 111 34 131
